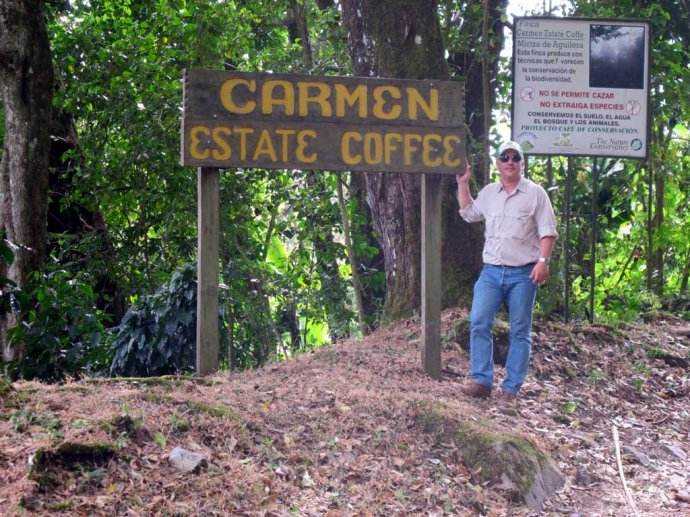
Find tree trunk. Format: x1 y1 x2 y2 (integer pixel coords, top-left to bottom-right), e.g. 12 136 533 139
341 0 483 321
0 0 54 360
652 122 672 297
336 172 368 335
348 170 385 325
653 158 665 296
680 247 690 295
339 2 385 323
447 0 507 188
287 0 313 69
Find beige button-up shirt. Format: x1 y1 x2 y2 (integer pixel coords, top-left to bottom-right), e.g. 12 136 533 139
459 177 558 266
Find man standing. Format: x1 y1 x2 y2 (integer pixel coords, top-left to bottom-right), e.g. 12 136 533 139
456 141 557 403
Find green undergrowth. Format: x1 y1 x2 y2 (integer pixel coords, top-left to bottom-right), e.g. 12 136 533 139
183 400 240 421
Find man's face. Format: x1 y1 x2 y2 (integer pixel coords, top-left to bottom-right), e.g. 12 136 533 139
495 150 522 184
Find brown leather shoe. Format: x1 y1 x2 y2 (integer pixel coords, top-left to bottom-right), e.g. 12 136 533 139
460 381 492 399
496 390 519 416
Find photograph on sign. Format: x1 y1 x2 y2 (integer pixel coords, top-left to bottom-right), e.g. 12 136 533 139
181 70 465 174
590 25 645 90
511 17 650 159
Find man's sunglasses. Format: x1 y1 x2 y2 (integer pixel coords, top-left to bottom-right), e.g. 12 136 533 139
499 154 522 163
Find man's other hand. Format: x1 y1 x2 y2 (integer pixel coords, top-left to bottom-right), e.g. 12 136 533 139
530 262 550 286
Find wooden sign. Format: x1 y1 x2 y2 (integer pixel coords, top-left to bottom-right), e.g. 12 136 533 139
182 69 465 174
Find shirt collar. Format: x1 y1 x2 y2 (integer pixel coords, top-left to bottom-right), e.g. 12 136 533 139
498 176 528 193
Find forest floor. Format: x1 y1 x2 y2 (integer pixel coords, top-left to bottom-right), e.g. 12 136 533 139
1 309 689 516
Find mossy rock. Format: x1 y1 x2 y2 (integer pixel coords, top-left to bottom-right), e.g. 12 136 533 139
29 442 116 490
183 400 240 421
446 316 510 366
85 375 216 387
414 404 564 511
101 414 151 442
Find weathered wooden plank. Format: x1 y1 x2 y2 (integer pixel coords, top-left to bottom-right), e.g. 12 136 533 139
183 69 464 127
181 119 464 174
196 167 220 375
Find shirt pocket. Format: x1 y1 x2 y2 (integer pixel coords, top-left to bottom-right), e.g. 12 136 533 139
484 211 502 238
506 208 534 240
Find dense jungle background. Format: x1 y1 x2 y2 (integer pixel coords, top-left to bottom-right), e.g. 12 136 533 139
0 0 688 379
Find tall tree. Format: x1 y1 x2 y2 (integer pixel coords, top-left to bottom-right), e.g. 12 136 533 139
444 0 507 187
341 0 483 320
0 0 54 360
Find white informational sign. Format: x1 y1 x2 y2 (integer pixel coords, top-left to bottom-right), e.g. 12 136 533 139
512 17 650 159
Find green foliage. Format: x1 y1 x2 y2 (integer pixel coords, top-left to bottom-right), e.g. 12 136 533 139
7 271 108 381
18 0 686 390
109 264 208 377
46 0 302 295
40 1 370 372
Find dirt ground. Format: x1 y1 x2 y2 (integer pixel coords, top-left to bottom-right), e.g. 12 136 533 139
1 309 688 516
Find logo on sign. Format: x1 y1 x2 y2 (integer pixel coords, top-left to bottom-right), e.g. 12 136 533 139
553 133 573 148
520 87 535 102
626 100 641 116
516 132 537 152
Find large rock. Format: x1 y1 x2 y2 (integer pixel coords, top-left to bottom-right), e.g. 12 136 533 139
28 442 116 490
447 316 510 366
457 423 564 510
415 405 564 511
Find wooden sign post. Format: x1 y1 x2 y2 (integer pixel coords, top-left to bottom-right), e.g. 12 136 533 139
421 174 442 379
181 69 465 376
196 166 219 375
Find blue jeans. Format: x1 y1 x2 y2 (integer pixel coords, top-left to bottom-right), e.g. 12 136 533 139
469 264 538 394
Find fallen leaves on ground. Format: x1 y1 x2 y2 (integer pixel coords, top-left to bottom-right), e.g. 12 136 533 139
0 309 688 516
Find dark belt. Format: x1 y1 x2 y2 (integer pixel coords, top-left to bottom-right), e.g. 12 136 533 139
484 262 536 268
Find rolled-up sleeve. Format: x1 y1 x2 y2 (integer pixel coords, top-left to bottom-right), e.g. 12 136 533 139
459 186 487 223
459 201 484 223
535 187 558 239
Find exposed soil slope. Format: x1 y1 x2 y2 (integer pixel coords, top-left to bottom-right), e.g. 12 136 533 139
1 310 688 516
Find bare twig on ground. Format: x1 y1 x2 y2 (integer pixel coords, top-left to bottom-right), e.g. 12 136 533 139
612 424 639 516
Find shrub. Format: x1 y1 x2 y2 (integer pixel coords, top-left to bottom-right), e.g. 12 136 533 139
109 264 206 376
7 270 109 381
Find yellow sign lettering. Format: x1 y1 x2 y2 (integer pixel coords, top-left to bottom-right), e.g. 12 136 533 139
363 133 383 164
341 131 362 165
422 134 443 167
253 129 278 161
211 127 232 160
298 82 332 117
296 129 317 163
233 127 254 160
442 135 461 166
403 133 422 165
261 80 295 115
219 79 256 114
275 129 296 162
190 125 211 160
372 86 402 120
335 84 367 118
407 87 439 121
384 133 403 164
